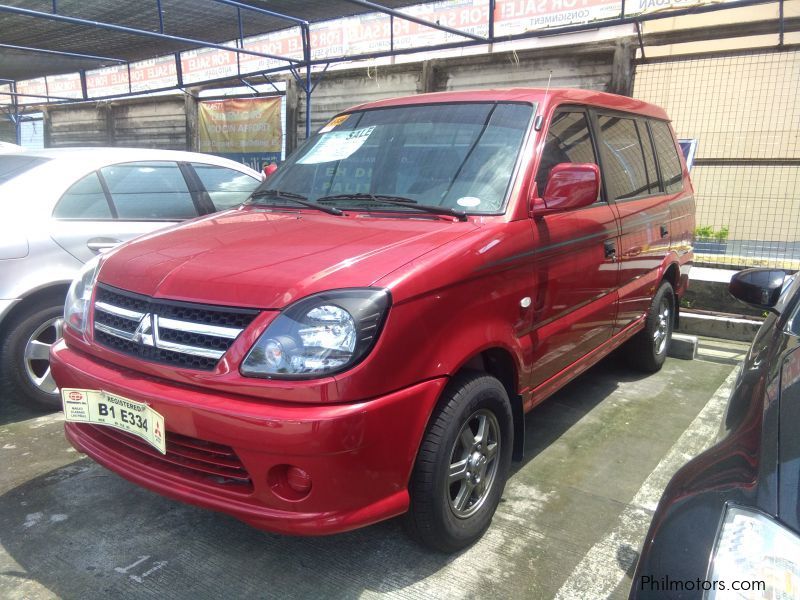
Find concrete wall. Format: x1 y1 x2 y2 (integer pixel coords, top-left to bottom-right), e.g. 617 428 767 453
294 43 619 146
0 119 15 144
41 41 620 154
45 97 188 150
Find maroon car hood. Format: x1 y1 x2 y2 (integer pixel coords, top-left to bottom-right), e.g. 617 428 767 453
98 207 475 309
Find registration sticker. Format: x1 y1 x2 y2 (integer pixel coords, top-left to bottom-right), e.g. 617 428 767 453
62 388 166 454
319 114 349 133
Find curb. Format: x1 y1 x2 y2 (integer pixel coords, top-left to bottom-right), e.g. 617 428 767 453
668 333 698 360
677 310 762 342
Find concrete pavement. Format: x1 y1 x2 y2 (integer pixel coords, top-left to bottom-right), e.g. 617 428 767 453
0 349 737 600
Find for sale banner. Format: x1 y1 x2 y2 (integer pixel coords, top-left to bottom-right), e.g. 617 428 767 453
87 65 130 97
15 78 48 105
198 97 282 170
130 56 179 93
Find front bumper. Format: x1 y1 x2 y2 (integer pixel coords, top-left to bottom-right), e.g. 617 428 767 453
51 340 446 536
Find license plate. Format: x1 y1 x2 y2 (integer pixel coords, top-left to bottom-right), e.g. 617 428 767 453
62 388 166 454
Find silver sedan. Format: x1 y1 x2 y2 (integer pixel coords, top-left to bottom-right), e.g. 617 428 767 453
0 147 261 410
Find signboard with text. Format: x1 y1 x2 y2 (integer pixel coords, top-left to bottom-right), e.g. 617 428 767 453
198 97 282 170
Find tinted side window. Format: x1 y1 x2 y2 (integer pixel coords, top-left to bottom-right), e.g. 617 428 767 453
53 172 112 219
597 116 649 200
535 111 597 196
639 122 660 195
101 161 197 220
191 163 260 211
651 121 684 194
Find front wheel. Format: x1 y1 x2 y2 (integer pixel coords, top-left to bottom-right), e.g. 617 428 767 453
405 372 513 553
0 300 64 411
624 281 675 373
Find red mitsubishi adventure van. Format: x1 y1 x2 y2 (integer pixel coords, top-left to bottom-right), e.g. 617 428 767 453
51 89 694 552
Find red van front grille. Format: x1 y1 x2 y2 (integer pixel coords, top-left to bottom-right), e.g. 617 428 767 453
80 424 254 494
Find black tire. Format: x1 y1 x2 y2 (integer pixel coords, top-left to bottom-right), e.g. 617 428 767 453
624 281 675 373
0 299 64 411
405 371 513 553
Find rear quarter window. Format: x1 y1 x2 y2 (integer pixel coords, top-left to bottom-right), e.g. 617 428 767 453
53 171 112 219
596 115 650 201
651 120 684 194
191 163 260 211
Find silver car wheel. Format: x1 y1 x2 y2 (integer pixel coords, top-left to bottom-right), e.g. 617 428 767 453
447 409 501 519
652 299 671 356
23 316 63 395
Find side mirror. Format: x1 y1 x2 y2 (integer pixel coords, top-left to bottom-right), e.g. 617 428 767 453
263 163 278 179
729 268 787 309
530 162 600 217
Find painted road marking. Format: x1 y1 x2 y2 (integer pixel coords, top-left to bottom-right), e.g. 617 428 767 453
553 366 741 600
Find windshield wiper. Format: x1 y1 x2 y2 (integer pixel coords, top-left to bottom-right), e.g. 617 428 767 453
248 189 343 216
317 193 468 221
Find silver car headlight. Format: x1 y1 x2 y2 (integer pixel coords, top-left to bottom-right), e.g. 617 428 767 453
241 289 390 379
705 505 800 599
64 255 102 336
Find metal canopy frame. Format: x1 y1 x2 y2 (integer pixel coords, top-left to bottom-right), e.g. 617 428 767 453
0 0 789 141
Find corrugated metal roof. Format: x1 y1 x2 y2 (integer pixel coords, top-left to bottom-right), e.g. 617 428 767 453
0 0 425 80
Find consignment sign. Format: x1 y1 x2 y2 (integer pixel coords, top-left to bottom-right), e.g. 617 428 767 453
198 97 283 170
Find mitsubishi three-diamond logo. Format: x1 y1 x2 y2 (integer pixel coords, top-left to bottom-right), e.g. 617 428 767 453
131 313 157 347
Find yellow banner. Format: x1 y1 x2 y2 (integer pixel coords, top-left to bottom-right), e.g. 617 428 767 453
198 97 282 154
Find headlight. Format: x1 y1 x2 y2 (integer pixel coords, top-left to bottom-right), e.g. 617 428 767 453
705 505 800 599
241 289 390 379
64 255 103 336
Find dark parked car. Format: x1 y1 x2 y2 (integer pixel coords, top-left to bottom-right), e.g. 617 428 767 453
631 268 800 599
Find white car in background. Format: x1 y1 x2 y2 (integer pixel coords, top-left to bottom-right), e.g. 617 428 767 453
0 141 23 153
0 148 261 410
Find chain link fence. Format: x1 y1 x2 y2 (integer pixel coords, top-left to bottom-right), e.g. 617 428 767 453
634 48 800 270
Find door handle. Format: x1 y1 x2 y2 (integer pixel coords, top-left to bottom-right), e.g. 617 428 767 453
604 240 616 261
660 225 669 238
87 238 121 253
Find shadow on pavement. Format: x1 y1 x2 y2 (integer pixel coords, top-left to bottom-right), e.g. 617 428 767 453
0 396 56 427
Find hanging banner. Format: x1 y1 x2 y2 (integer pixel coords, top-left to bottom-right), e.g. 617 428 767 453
198 97 282 170
130 56 179 93
87 65 130 97
15 78 48 105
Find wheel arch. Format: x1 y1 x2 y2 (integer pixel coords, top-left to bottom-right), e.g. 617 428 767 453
450 346 525 462
661 261 681 327
0 283 70 339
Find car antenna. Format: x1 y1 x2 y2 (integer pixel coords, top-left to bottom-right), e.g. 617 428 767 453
534 71 552 131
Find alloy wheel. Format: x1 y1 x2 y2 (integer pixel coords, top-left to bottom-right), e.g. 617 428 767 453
23 316 63 395
653 299 671 356
447 409 501 519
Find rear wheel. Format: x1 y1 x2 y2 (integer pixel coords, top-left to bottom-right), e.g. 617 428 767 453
624 281 675 373
1 300 64 411
405 372 513 553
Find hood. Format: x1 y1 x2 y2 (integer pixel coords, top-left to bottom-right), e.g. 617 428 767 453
98 207 476 309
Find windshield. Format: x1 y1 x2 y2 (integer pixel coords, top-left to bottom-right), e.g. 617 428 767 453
0 155 51 185
258 102 534 215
